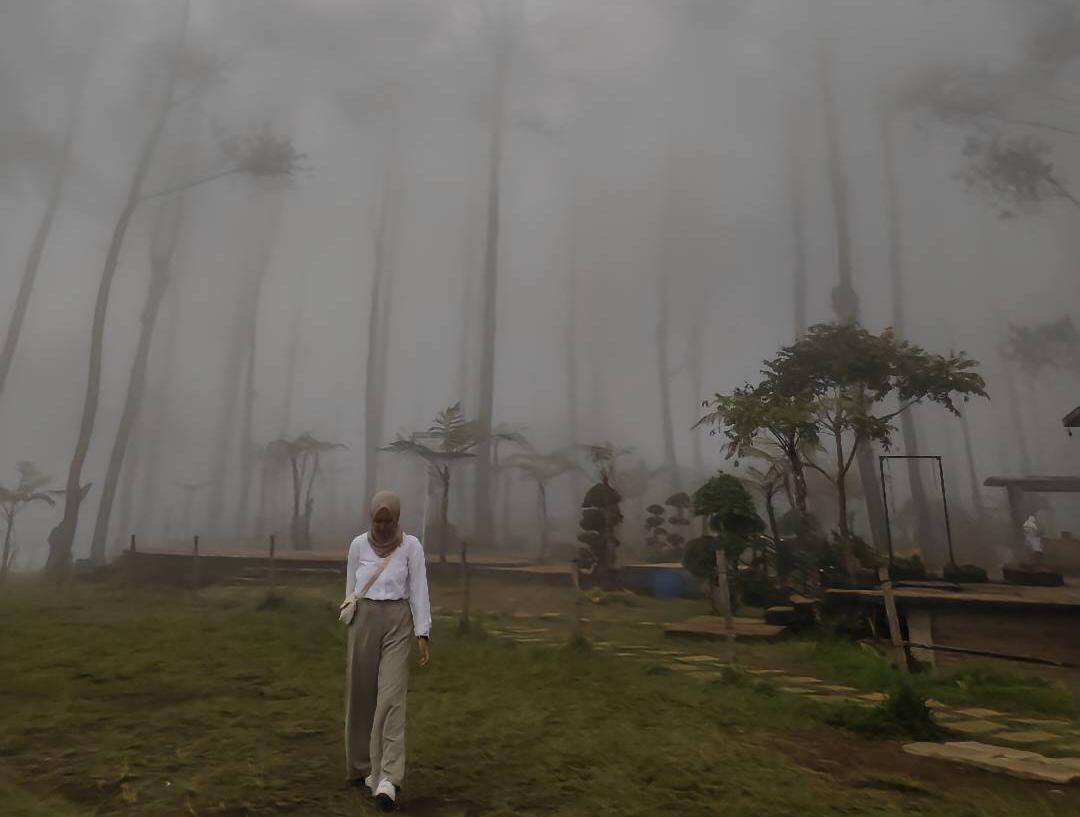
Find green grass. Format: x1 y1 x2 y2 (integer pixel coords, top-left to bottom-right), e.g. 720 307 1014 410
1 584 1078 816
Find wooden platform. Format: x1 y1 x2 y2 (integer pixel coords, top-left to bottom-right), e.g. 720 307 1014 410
664 615 788 641
826 581 1080 670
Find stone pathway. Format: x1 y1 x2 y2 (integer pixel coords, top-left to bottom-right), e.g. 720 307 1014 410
466 614 1080 782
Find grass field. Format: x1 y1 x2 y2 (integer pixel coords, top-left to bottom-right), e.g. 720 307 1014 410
2 578 1079 816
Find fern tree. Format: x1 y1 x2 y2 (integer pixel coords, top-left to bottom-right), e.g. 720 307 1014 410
1 462 57 582
507 448 578 562
266 434 345 551
382 403 478 562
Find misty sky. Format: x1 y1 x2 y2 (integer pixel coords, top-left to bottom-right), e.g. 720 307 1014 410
1 0 1078 568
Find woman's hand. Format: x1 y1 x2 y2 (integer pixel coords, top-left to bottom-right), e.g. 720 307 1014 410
417 637 430 667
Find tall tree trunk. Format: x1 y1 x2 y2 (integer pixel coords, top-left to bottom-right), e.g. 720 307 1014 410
278 276 309 439
205 237 264 538
881 103 940 561
110 412 142 553
959 410 986 523
564 205 584 503
687 310 705 478
235 193 284 536
134 263 181 538
819 39 887 552
439 469 451 563
0 75 86 405
1 518 14 582
473 26 510 551
364 163 396 518
289 457 302 549
89 111 195 565
1001 359 1032 474
537 481 549 562
656 272 680 486
46 1 189 580
784 95 808 339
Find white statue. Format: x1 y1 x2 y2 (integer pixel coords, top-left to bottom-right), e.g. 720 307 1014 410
1022 515 1044 563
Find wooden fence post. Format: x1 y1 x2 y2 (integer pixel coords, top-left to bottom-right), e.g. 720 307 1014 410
716 551 736 666
192 535 200 590
129 534 136 554
878 567 909 674
460 539 471 628
268 534 276 588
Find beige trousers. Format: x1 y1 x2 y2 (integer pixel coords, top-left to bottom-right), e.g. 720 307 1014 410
345 599 414 787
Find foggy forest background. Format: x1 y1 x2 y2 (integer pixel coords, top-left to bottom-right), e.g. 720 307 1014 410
1 0 1078 573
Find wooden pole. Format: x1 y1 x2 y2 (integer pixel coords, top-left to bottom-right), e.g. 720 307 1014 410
716 550 736 666
878 566 909 674
129 533 136 553
461 538 471 628
268 534 276 588
192 534 200 590
572 561 585 641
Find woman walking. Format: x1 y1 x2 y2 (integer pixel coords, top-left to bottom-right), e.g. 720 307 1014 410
342 491 431 812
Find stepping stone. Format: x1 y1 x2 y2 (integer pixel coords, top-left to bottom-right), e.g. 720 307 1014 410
539 612 563 620
997 731 1060 745
615 652 640 657
858 692 888 703
744 668 785 675
956 708 1005 719
819 685 858 693
950 719 1005 736
677 655 726 664
1008 717 1070 728
780 687 816 695
903 741 1080 784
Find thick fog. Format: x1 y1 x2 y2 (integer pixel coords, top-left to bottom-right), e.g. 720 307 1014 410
1 0 1078 570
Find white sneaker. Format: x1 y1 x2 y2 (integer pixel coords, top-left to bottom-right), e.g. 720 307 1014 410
374 778 397 812
364 775 373 790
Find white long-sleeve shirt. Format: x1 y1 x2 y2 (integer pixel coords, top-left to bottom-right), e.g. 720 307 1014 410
345 533 432 638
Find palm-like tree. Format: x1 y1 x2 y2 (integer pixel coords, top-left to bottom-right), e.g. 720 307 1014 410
382 403 478 562
507 448 579 562
1 462 57 582
267 434 345 551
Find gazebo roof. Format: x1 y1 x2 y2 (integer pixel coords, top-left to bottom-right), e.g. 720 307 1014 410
984 476 1080 493
1065 405 1080 428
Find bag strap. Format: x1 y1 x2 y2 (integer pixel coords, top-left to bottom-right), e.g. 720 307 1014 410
358 554 393 599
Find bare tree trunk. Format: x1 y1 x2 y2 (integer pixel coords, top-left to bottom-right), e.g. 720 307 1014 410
656 269 681 489
205 234 264 538
439 469 451 563
46 1 189 580
134 267 180 539
364 163 395 517
881 104 940 562
89 111 196 565
819 39 887 553
235 194 284 536
110 413 142 553
0 76 86 404
537 481 550 562
784 95 808 339
688 310 705 478
473 26 510 552
959 410 986 523
1001 359 1032 474
1 518 13 583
